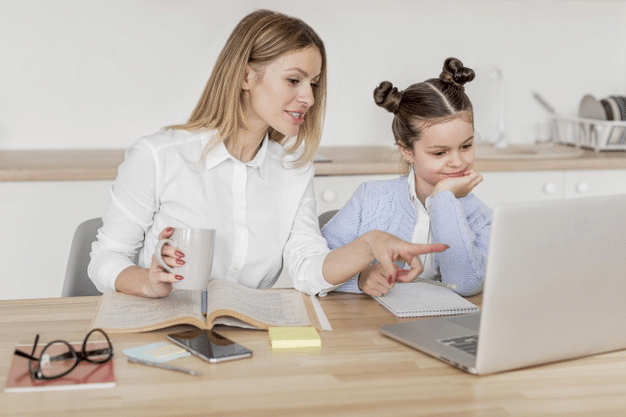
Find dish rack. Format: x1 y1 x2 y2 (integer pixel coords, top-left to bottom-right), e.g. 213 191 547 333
551 115 626 152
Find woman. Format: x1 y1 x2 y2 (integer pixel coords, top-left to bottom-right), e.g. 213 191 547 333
88 9 445 298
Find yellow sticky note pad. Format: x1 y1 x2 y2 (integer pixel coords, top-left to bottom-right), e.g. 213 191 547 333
268 327 321 350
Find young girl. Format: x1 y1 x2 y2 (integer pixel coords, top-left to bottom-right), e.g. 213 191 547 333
88 9 446 298
322 57 492 297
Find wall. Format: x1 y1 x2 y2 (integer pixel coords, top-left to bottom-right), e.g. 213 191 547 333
1 0 625 150
1 0 626 299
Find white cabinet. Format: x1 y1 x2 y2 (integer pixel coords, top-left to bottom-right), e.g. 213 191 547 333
474 170 626 208
313 174 397 215
316 170 626 215
474 171 565 207
3 169 626 300
563 169 626 199
0 181 112 300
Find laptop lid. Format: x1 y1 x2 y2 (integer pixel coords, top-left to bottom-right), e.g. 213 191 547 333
380 194 626 375
475 193 626 374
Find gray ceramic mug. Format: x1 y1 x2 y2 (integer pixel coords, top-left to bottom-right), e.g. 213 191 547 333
154 228 216 290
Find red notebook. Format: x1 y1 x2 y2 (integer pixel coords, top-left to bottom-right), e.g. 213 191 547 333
4 341 115 393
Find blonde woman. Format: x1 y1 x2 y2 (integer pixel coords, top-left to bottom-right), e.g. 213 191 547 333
89 9 446 298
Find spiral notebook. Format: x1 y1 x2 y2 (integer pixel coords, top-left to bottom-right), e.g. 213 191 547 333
374 282 479 318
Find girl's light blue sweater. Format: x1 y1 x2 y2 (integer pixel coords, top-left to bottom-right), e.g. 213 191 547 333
321 176 492 296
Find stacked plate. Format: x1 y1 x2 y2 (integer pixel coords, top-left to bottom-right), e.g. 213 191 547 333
579 94 626 147
579 94 626 121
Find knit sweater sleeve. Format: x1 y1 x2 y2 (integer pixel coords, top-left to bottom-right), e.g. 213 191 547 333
320 182 370 293
428 191 492 296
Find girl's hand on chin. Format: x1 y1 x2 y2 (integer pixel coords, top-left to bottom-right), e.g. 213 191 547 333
433 170 483 199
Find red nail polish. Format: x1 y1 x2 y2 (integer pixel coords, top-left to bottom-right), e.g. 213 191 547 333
175 250 185 258
175 275 184 281
176 259 185 266
165 227 174 233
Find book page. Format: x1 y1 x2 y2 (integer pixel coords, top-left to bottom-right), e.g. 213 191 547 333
212 316 258 329
206 280 311 327
374 282 479 318
90 290 203 330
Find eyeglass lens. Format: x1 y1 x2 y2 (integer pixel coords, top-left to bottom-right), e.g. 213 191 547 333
83 329 113 363
34 341 78 379
33 329 112 379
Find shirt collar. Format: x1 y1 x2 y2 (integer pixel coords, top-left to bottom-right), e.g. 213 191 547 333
407 166 419 206
203 134 271 183
247 136 270 182
407 166 430 213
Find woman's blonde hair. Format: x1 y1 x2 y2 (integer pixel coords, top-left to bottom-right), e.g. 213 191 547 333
170 9 327 167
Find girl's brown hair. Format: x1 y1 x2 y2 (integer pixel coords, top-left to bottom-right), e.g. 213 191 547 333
374 57 475 171
170 9 327 167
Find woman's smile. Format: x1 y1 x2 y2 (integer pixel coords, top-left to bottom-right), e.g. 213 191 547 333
286 110 306 125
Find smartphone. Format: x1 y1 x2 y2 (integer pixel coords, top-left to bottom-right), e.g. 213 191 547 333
167 329 252 363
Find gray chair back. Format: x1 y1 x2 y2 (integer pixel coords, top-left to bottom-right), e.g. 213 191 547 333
61 217 103 297
318 209 338 229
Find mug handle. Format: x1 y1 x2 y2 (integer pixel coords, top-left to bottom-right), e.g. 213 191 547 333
154 238 176 273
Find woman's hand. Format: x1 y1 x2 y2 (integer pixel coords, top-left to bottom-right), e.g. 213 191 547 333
144 227 186 297
433 170 483 199
140 227 186 297
358 263 394 297
322 230 447 287
362 230 448 284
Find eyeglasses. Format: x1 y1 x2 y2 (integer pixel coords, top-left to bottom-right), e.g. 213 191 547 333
13 328 113 380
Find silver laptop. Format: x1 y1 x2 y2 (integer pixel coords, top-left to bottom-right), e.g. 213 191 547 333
380 194 626 375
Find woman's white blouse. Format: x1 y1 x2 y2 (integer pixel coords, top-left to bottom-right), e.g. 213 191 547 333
88 129 336 296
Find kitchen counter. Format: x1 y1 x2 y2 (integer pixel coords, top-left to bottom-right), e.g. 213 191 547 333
0 149 126 181
2 146 626 181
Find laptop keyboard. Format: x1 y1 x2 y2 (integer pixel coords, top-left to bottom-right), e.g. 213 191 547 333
439 335 479 356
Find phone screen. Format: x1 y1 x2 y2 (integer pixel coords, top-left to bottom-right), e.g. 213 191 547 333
167 329 253 363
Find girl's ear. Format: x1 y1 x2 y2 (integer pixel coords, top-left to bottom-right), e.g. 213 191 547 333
398 143 414 163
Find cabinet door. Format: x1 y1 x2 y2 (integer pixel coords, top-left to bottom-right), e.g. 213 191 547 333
474 171 564 208
564 169 626 199
0 181 112 300
313 175 397 215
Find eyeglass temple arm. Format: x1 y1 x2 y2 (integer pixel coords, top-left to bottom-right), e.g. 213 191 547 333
13 349 39 362
14 333 41 362
14 346 76 362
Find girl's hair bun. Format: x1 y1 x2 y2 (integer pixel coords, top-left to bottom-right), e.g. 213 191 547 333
373 81 403 114
439 57 475 89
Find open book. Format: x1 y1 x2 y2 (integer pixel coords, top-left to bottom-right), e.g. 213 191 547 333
89 280 322 333
374 281 479 318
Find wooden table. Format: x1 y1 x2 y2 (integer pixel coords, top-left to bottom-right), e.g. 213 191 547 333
2 293 626 416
